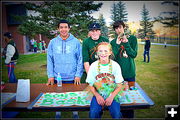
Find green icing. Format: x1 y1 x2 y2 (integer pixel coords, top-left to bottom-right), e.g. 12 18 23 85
40 99 54 105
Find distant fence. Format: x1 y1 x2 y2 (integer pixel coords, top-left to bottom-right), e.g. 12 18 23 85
140 37 179 45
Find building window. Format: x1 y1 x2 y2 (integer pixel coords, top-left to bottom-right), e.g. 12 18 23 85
6 4 27 25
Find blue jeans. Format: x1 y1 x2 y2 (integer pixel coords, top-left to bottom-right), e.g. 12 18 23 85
143 50 150 62
7 62 17 83
2 111 19 118
4 63 19 118
89 96 122 119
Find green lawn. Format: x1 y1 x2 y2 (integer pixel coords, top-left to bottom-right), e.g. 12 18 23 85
2 44 179 118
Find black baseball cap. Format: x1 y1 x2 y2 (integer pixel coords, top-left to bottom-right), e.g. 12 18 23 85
88 23 101 31
4 32 12 39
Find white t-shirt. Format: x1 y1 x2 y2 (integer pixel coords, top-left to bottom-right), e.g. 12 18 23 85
86 60 124 86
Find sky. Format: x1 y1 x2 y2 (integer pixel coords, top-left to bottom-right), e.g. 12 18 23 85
91 1 179 26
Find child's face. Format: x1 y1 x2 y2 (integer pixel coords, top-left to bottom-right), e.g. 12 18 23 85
97 45 112 61
89 29 101 40
115 25 124 35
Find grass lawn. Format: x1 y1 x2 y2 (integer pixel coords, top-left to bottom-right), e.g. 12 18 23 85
2 44 179 119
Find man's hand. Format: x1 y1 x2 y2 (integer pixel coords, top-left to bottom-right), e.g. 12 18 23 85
74 77 81 85
105 95 114 106
46 77 54 85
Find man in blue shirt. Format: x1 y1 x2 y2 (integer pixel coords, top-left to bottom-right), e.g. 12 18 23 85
47 20 83 85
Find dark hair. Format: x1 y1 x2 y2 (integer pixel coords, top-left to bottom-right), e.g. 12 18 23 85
4 32 12 39
57 19 70 28
113 20 125 30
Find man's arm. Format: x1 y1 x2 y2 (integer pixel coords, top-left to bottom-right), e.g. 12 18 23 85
110 40 121 59
82 40 90 73
5 44 15 64
74 42 84 84
84 62 90 73
47 41 55 85
123 36 138 58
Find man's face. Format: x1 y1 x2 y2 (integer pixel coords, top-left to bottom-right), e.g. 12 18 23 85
115 25 124 35
4 36 9 43
89 29 101 40
58 23 70 38
145 37 149 40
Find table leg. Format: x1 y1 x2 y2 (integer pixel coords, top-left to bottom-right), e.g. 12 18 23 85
121 110 134 118
72 111 79 118
55 111 61 119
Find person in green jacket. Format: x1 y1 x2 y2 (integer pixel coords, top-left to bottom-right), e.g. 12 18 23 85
82 23 109 73
110 20 138 89
38 40 43 53
33 40 38 53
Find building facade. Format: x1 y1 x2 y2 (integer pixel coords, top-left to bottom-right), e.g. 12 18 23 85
2 2 50 54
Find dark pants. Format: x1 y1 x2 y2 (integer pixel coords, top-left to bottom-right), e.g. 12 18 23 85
143 50 150 62
89 96 122 119
31 45 34 52
6 62 17 83
124 77 135 82
34 47 37 53
124 77 135 88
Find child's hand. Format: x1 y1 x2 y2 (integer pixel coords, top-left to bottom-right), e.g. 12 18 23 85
121 36 128 43
116 34 123 44
96 95 105 106
105 95 114 106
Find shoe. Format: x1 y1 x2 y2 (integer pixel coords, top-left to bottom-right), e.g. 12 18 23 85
130 86 138 90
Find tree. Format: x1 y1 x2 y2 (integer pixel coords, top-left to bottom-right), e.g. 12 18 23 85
154 1 179 28
116 1 128 22
109 1 128 40
110 1 128 23
110 3 118 22
97 14 108 38
138 4 155 39
14 1 103 40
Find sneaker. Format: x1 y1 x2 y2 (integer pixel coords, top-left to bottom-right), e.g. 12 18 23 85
130 86 138 90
